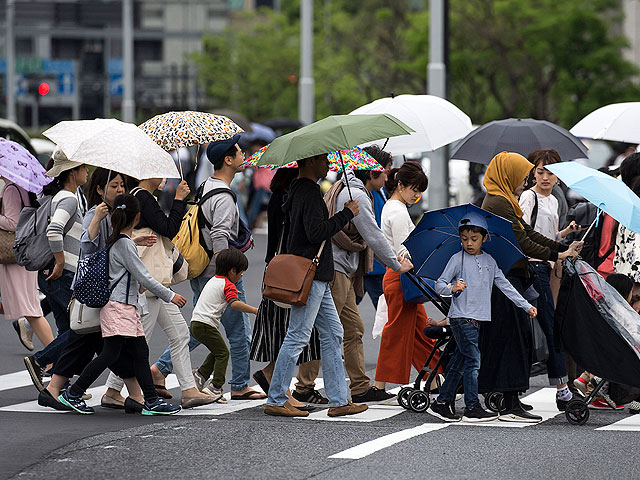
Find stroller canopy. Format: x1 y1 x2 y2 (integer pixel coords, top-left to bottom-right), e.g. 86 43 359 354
556 259 640 388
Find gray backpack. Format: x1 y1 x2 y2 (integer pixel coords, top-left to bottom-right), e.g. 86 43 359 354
13 195 57 271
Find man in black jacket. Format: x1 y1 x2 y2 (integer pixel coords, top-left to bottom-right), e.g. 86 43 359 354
264 154 369 418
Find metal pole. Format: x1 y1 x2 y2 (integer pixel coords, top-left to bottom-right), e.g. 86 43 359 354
6 0 17 122
298 0 314 125
427 0 448 210
122 0 135 123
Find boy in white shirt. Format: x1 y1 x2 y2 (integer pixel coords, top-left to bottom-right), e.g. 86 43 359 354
191 248 258 402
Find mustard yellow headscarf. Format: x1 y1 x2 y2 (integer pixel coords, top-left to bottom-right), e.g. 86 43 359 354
483 151 534 218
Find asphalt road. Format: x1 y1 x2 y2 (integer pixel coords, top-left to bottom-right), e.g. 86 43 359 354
1 234 639 479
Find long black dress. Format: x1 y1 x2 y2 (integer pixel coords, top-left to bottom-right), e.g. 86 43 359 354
249 190 321 364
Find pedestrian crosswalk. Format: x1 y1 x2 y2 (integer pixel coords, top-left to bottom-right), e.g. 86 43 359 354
1 370 639 432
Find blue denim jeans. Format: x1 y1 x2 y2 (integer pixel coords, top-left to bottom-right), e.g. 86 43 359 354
38 269 74 335
531 261 568 385
437 317 481 409
154 275 251 391
34 269 75 366
267 280 348 407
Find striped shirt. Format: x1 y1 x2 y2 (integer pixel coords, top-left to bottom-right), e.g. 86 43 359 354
46 190 83 273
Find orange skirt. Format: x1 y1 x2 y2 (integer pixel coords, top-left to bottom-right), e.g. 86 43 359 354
374 269 440 384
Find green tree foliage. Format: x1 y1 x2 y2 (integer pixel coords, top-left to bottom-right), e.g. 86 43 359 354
194 9 300 121
195 0 639 128
413 0 640 127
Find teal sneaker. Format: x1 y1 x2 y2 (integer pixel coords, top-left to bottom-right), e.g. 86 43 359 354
58 389 95 415
141 398 181 415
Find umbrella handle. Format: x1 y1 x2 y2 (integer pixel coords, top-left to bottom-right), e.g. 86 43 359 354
580 215 599 242
102 169 112 204
339 151 353 201
177 148 184 180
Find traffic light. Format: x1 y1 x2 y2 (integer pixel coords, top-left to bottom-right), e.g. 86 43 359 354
25 74 57 97
38 82 50 96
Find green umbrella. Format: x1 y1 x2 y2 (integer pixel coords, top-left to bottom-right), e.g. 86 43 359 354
254 114 413 167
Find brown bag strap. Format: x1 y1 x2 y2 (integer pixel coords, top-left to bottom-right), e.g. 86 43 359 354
314 240 326 263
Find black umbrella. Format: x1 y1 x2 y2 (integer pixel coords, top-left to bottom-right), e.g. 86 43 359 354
450 118 589 164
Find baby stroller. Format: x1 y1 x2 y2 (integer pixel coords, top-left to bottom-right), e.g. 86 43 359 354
396 273 458 413
555 259 640 425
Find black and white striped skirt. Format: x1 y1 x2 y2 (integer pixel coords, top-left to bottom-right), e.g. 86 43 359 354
250 297 321 364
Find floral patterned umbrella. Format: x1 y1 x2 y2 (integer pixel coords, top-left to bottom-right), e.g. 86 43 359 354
242 146 384 172
139 111 244 151
0 138 52 193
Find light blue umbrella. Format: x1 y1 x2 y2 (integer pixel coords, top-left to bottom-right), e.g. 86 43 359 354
546 161 640 234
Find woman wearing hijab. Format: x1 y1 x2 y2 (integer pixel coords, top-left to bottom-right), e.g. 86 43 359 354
479 152 582 423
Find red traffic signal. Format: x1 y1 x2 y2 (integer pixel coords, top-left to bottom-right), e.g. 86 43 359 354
38 82 50 96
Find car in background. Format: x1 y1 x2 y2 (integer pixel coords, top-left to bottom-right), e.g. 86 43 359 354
30 138 56 165
0 118 37 155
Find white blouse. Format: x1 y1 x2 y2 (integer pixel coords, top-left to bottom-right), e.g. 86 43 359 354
381 199 414 258
519 189 560 241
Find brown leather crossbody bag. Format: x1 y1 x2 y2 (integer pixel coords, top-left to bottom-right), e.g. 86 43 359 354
263 238 326 307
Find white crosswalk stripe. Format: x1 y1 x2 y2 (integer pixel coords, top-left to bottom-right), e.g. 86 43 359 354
1 370 638 432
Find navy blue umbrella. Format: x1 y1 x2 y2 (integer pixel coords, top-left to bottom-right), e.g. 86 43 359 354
403 203 526 281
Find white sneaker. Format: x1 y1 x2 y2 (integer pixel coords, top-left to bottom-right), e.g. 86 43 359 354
192 369 209 392
203 384 228 404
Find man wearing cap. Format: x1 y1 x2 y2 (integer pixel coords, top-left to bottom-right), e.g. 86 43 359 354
152 135 264 400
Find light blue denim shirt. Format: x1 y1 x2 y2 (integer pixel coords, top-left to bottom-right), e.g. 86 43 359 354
435 250 532 321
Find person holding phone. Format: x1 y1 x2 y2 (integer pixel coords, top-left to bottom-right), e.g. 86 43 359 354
519 149 581 411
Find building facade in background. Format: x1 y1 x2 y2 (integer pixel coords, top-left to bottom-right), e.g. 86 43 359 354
0 0 244 128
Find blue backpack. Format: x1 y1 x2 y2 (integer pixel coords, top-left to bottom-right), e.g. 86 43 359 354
73 234 129 308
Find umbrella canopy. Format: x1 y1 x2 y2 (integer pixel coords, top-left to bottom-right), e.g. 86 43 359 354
570 102 640 144
43 119 180 180
403 203 525 280
242 146 384 172
239 122 277 148
139 111 243 151
349 94 472 155
0 138 52 193
546 161 640 234
212 109 253 133
254 114 413 167
450 118 589 164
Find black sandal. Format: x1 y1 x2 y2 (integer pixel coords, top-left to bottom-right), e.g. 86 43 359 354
154 384 172 399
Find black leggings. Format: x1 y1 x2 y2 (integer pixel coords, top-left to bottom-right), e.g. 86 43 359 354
69 336 158 403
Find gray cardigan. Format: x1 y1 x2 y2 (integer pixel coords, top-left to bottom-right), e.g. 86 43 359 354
109 235 174 307
80 205 111 258
332 171 402 276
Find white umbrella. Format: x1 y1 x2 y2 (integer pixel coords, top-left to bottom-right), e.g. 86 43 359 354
570 102 640 144
349 94 473 155
43 119 181 180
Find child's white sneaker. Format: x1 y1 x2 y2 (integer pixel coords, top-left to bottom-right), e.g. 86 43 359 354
203 384 228 404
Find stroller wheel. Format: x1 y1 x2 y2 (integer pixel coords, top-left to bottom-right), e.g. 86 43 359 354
397 387 413 409
484 392 504 413
408 390 430 413
565 399 589 425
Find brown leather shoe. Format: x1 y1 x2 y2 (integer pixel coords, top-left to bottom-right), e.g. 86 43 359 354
100 394 124 409
328 401 369 417
181 395 218 409
264 400 309 417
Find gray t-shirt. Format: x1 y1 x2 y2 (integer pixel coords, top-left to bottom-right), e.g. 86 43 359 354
199 177 240 277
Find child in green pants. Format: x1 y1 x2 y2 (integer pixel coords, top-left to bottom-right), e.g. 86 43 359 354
190 248 258 402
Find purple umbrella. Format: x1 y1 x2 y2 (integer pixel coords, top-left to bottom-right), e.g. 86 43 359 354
0 138 52 193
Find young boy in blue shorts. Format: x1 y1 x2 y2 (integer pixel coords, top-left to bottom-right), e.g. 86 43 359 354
429 213 537 423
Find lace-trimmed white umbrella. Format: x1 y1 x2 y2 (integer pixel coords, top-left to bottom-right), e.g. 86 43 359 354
43 118 180 180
